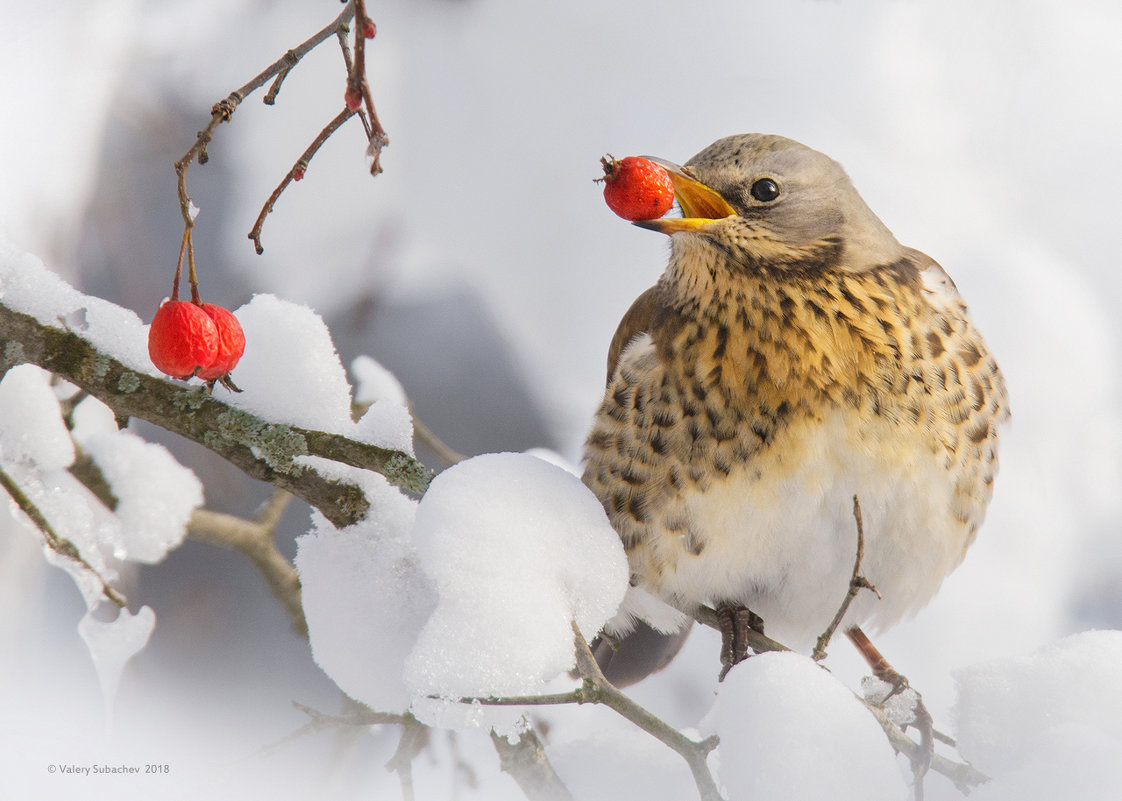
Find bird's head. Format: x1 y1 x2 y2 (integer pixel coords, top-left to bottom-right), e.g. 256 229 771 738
637 134 903 274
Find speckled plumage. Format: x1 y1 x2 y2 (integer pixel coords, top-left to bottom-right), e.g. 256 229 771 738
583 134 1008 651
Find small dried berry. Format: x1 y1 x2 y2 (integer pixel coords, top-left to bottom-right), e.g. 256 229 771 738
600 155 675 222
345 85 363 112
196 303 246 382
148 300 219 379
293 166 306 181
362 20 377 39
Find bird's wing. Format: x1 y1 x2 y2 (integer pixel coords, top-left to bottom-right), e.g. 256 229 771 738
909 246 963 305
606 285 661 385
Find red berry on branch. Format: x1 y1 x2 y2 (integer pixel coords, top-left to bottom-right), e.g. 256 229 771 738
293 166 306 181
345 85 363 112
600 155 675 221
148 300 219 379
196 303 246 382
362 20 376 39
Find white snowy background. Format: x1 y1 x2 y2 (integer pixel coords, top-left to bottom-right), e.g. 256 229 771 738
2 1 1121 799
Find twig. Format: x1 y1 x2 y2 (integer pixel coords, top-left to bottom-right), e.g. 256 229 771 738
812 494 881 661
693 603 790 655
257 700 409 759
0 465 126 608
173 2 357 229
248 107 357 254
385 715 428 801
861 700 988 794
353 395 466 468
490 727 574 801
188 500 305 636
411 411 466 467
349 0 389 175
464 623 724 801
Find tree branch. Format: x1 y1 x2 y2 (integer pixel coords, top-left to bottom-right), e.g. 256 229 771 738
0 464 126 608
693 603 790 655
0 303 432 528
464 623 724 801
173 2 357 230
490 727 574 801
188 495 305 636
248 107 357 254
861 699 988 794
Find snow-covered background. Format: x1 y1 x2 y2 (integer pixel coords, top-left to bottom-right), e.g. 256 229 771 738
2 0 1121 799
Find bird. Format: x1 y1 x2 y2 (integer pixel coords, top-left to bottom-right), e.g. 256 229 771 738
582 133 1008 683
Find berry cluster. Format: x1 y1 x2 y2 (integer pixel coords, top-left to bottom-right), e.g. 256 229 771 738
599 155 675 222
147 231 244 391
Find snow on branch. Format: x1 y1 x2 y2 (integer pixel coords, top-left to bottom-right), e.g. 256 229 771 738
0 301 431 529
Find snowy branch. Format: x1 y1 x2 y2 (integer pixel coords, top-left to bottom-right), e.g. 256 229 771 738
0 464 126 608
0 302 431 529
489 728 574 801
465 622 724 801
861 700 989 794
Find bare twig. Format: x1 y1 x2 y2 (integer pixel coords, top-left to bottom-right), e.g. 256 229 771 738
0 465 126 608
349 0 389 175
490 727 574 801
411 412 466 467
352 395 466 468
464 623 724 801
385 715 428 801
813 494 881 661
248 107 357 254
173 2 357 230
861 700 988 794
188 498 305 636
258 700 410 759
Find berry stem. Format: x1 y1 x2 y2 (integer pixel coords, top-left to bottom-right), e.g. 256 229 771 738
171 227 190 302
185 228 203 304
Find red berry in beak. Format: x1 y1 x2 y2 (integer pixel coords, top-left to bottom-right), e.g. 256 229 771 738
600 156 675 222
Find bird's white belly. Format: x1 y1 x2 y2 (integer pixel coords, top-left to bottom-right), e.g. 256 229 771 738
649 411 967 650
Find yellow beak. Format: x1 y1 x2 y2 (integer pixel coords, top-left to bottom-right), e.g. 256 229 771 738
633 160 737 234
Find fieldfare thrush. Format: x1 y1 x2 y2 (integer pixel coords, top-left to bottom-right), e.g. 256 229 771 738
583 133 1008 683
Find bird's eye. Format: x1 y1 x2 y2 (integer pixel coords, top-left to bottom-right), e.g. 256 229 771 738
750 178 780 202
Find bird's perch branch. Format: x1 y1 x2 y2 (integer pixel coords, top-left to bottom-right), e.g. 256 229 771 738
461 622 725 801
813 494 882 661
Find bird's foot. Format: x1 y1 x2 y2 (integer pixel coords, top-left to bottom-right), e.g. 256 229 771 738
848 626 934 800
716 604 765 682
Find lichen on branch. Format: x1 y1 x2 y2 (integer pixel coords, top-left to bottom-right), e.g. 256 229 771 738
0 301 431 528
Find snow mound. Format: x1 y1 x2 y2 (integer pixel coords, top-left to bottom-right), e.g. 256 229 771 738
227 295 414 454
953 630 1122 800
404 453 628 720
296 469 433 713
702 652 904 799
0 365 74 469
